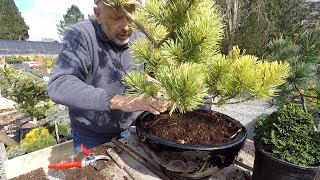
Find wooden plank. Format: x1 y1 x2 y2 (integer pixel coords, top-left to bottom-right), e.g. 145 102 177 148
0 143 7 161
4 140 74 179
0 142 7 180
0 129 18 146
108 136 162 180
110 136 256 180
235 139 255 171
0 110 17 117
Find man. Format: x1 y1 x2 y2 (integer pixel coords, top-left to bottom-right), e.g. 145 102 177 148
47 0 168 153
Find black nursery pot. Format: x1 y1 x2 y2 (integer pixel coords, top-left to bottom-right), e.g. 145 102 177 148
252 145 320 180
136 111 247 180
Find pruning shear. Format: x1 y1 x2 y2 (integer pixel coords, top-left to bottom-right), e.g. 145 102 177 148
48 144 110 169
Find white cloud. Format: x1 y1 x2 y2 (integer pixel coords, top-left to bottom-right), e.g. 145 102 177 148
22 0 95 41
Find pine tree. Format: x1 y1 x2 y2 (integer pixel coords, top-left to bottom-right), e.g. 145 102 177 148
56 4 84 40
108 0 291 114
233 0 269 57
267 0 309 40
266 24 320 112
0 0 29 40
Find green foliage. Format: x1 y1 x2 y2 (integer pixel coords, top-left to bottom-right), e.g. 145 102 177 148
5 145 27 159
266 0 309 40
6 128 56 159
206 47 290 104
156 63 207 114
0 0 29 40
233 0 269 57
21 128 57 153
122 0 290 114
265 24 320 110
0 66 52 119
45 106 71 138
254 104 320 166
57 4 84 40
42 58 56 72
231 0 309 57
123 71 160 98
5 56 31 63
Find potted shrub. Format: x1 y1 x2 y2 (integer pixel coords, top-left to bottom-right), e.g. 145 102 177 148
45 106 72 143
107 0 290 179
265 24 320 112
0 65 52 138
6 127 56 159
253 104 320 180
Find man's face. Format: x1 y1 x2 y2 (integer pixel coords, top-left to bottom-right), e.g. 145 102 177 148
94 4 135 46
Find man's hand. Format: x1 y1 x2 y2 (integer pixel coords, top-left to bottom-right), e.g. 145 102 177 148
110 95 170 115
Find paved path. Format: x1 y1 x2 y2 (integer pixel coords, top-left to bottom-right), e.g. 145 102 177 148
211 100 277 139
0 97 16 110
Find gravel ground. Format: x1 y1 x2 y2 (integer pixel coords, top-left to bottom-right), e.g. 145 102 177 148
0 143 7 180
0 161 6 180
210 100 277 140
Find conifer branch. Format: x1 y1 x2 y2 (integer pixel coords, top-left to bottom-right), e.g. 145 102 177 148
119 6 159 47
293 85 320 99
157 31 174 48
203 96 255 105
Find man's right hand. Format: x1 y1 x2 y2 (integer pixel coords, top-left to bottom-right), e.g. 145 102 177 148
110 95 170 115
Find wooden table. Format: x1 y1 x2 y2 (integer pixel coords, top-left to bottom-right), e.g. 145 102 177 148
106 135 255 180
4 135 255 179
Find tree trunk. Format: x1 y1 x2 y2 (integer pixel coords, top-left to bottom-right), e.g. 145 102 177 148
227 0 239 54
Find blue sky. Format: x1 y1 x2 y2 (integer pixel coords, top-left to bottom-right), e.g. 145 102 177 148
14 0 95 42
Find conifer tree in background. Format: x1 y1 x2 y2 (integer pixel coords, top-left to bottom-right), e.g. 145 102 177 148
106 0 291 114
267 0 309 40
233 0 269 57
0 0 29 40
266 24 320 113
232 0 309 57
56 5 84 40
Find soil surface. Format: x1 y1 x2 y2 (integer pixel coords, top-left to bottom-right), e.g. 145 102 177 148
8 145 130 180
9 168 47 180
53 144 129 180
140 111 243 145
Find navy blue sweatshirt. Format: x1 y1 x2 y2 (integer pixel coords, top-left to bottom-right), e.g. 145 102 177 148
47 19 144 136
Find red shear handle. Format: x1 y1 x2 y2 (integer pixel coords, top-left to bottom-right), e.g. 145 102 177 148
48 162 82 169
80 143 93 156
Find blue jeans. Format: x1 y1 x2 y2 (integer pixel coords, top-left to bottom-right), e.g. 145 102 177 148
72 130 131 154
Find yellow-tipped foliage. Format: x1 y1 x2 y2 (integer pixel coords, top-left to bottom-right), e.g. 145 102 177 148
206 47 291 104
124 1 291 113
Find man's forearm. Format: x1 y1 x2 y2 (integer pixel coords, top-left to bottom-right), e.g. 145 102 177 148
110 95 127 110
109 94 167 115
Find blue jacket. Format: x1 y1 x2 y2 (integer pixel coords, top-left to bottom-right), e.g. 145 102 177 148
47 19 145 136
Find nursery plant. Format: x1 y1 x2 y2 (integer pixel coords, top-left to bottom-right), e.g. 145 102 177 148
0 65 52 120
253 104 320 179
101 0 291 179
265 24 320 113
45 106 71 143
6 127 56 159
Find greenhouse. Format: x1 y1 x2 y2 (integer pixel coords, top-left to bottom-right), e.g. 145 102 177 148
0 40 62 56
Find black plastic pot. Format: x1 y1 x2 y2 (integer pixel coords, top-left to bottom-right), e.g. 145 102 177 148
19 119 48 140
136 111 247 180
252 145 320 180
5 128 20 143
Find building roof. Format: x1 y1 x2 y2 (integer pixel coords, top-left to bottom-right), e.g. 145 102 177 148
0 39 62 55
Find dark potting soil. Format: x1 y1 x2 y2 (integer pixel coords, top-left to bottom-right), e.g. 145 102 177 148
9 145 130 180
141 111 242 145
57 144 121 180
9 168 48 180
